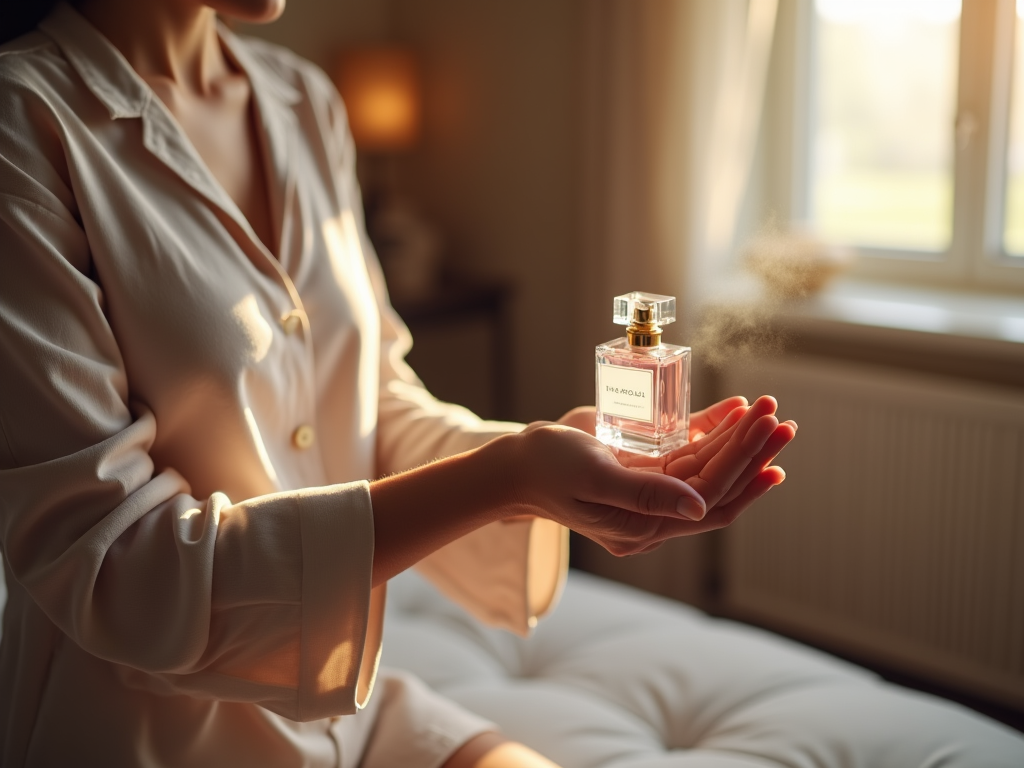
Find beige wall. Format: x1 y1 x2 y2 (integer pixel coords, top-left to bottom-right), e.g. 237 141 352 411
392 0 583 422
245 0 585 422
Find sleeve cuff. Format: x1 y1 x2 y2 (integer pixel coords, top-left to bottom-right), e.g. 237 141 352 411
296 481 380 720
414 517 568 637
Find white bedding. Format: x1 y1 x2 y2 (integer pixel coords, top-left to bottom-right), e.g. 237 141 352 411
1 557 1021 766
383 567 1024 767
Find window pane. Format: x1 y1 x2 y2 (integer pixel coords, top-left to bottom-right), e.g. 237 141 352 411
1003 1 1024 257
811 0 960 252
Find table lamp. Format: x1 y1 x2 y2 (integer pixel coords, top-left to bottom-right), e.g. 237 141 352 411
335 46 439 302
335 47 421 152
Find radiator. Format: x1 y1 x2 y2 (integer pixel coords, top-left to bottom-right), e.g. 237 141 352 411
721 356 1024 709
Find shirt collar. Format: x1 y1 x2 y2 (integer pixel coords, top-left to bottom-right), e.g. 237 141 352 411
38 2 302 121
39 2 150 119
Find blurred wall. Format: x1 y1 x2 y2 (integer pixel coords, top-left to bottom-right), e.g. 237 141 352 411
391 0 583 423
239 0 393 71
244 0 585 423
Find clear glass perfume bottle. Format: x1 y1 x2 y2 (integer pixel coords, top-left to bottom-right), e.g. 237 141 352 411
595 292 691 457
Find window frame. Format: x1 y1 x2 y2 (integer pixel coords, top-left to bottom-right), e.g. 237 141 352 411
781 0 1024 292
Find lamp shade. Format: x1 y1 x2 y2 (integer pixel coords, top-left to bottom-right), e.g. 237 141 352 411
335 47 421 152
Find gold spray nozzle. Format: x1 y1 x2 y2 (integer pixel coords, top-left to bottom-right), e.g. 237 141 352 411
627 302 662 347
633 303 653 325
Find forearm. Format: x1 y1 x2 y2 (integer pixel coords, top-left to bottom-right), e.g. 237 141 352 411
369 433 519 587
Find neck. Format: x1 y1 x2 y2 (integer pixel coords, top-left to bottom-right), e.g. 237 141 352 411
77 0 231 94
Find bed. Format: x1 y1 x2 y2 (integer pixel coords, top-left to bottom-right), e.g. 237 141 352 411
382 567 1024 767
1 560 1022 765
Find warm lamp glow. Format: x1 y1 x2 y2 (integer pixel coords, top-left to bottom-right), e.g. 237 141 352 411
335 47 421 152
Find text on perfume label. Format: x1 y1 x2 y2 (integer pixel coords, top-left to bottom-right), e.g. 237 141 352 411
605 386 646 398
598 364 654 423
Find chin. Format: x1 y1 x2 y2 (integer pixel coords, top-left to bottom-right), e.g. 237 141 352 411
212 0 286 24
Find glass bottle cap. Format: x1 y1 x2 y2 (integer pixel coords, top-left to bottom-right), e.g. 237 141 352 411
613 292 676 326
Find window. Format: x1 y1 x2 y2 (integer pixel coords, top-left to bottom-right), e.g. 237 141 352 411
1003 0 1024 255
811 0 959 253
782 0 1024 290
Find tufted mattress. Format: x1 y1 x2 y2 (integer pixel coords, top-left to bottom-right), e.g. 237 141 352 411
383 568 1024 767
1 560 1022 765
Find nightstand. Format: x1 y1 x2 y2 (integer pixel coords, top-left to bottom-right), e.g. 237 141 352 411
391 281 513 421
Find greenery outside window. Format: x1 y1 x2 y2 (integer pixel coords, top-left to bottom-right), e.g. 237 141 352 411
769 0 1024 292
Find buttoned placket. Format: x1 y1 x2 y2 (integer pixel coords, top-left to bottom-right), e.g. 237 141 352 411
42 3 346 481
40 6 320 389
106 30 322 467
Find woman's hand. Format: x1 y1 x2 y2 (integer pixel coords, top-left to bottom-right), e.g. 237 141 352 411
370 420 702 584
547 396 796 553
369 396 794 584
502 424 705 556
664 395 795 512
622 396 796 552
689 395 751 441
555 405 599 435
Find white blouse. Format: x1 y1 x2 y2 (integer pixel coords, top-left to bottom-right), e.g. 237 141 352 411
0 4 567 766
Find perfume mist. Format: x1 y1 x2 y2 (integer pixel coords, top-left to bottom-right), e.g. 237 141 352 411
595 292 691 457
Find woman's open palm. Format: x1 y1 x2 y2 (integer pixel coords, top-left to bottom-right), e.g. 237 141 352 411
550 395 796 554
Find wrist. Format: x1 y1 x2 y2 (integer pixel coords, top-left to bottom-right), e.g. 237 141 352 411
369 440 525 586
474 430 532 518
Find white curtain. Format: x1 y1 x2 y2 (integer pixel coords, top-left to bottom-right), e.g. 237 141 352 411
572 0 778 402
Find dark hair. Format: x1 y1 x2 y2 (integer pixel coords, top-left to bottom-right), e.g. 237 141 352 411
1 0 62 46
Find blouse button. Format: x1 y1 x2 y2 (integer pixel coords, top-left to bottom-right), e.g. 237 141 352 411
280 310 303 335
292 424 316 450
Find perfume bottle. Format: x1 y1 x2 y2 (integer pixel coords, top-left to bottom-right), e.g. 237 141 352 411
595 292 691 457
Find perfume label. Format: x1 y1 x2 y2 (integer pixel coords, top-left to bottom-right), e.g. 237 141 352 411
599 364 653 423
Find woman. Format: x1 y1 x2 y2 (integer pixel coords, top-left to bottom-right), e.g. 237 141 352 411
0 1 795 766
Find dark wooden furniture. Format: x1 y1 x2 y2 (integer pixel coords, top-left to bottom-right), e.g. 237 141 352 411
391 281 514 421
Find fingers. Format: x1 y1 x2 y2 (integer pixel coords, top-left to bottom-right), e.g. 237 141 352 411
602 465 787 554
576 399 791 557
742 414 780 453
616 406 744 472
690 396 749 434
589 463 706 521
522 420 556 434
703 466 785 526
685 396 778 507
665 466 783 537
556 406 597 436
702 396 776 457
571 503 678 556
661 404 748 475
693 403 747 445
717 421 796 507
665 396 775 490
663 419 737 480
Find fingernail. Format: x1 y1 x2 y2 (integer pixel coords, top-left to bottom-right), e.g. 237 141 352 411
677 497 705 521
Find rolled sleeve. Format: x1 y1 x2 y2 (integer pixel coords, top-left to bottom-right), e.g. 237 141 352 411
297 482 380 719
0 171 380 722
416 518 568 637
